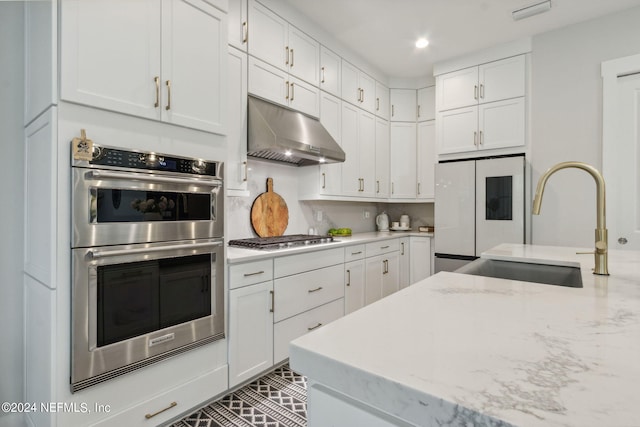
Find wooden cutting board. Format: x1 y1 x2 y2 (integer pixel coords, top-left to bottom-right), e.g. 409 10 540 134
250 178 289 237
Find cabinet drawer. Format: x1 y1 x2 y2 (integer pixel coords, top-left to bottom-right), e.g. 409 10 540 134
274 247 344 278
274 298 344 363
91 365 227 427
274 264 344 322
365 239 399 257
344 244 365 262
229 259 274 289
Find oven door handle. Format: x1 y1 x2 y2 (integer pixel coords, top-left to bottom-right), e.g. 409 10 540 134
87 170 222 187
87 241 223 259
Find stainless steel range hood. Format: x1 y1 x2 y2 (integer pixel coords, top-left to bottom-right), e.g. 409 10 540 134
248 95 345 166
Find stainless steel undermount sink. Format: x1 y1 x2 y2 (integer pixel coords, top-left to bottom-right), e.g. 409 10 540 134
455 258 583 288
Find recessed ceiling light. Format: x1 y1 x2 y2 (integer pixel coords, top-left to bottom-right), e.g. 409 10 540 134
415 38 429 49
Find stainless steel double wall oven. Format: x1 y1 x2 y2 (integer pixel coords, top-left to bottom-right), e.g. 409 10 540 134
71 144 224 392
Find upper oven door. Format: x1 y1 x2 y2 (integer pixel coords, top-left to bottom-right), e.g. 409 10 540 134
72 168 223 247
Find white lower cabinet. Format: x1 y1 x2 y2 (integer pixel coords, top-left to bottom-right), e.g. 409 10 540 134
398 237 410 289
410 236 432 284
274 299 344 363
364 240 400 305
344 244 366 314
228 281 274 388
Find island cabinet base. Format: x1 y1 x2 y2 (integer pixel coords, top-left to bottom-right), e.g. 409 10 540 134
306 382 415 427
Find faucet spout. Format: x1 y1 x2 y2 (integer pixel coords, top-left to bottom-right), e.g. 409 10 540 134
532 161 609 276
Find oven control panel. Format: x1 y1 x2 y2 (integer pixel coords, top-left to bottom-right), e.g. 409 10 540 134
74 144 220 177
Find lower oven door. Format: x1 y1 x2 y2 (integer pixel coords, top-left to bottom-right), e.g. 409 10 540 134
71 238 224 392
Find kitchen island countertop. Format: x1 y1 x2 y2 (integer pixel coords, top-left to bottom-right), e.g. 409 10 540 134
289 243 640 426
227 231 433 264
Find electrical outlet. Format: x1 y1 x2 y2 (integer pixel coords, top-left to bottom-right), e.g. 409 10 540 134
363 210 370 219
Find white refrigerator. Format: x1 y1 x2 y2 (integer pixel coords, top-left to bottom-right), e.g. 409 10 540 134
434 155 525 272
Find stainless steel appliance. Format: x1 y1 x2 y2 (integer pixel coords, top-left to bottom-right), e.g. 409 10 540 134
434 155 525 272
228 234 336 250
71 144 224 392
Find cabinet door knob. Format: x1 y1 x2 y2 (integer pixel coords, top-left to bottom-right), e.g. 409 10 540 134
285 46 289 65
321 66 326 83
474 85 478 100
242 21 248 43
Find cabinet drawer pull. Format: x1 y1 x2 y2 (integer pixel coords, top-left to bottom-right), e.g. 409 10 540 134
242 21 248 43
153 76 160 108
165 80 171 111
270 290 274 313
351 251 362 255
145 401 177 419
381 245 390 249
308 322 323 331
321 66 326 83
346 269 351 286
243 270 265 277
308 286 323 293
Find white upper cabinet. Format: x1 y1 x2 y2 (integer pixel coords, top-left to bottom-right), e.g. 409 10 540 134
61 0 227 135
389 122 417 198
248 0 319 86
228 0 248 50
375 82 390 120
341 59 376 114
248 56 320 117
478 55 526 104
417 86 435 121
227 47 249 194
320 46 341 97
436 55 526 112
436 54 526 155
319 92 343 195
161 0 227 133
341 102 376 197
375 118 390 198
288 25 320 86
390 89 416 122
417 120 436 200
436 67 478 111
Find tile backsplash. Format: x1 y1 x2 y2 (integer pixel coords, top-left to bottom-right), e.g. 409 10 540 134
225 159 433 240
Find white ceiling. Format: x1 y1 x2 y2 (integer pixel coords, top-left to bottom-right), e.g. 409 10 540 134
281 0 640 78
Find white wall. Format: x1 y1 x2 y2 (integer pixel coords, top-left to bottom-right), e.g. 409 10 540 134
531 6 640 247
0 2 25 426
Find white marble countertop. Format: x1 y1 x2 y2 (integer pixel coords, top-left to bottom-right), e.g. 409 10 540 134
289 244 640 426
227 231 434 264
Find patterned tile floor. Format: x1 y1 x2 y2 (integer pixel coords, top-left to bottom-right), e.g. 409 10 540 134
172 365 307 427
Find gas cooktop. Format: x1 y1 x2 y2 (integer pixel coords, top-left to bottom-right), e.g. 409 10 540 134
228 234 336 250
